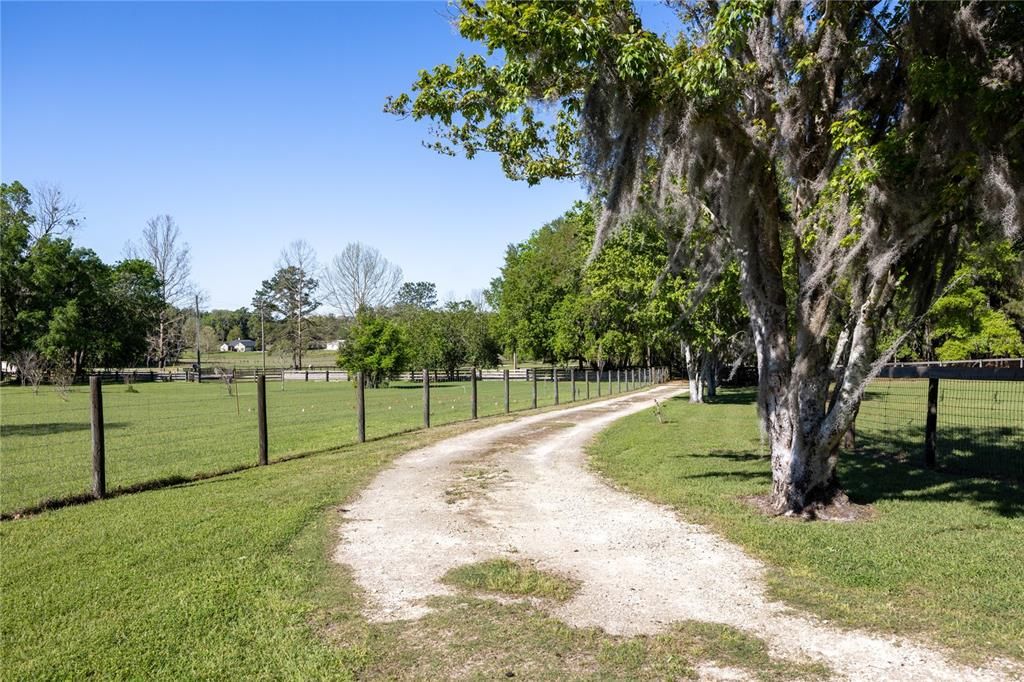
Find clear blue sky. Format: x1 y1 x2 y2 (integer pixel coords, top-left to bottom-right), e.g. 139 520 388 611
2 1 601 310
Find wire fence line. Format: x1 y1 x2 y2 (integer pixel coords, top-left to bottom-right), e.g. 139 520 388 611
0 366 668 517
856 362 1024 480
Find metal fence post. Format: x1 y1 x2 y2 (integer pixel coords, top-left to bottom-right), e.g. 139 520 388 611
257 373 268 465
503 369 510 413
471 367 478 419
89 376 106 499
356 371 366 443
925 377 938 468
423 368 430 428
554 368 560 405
531 369 538 409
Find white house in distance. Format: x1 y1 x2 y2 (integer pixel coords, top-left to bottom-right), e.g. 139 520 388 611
220 338 257 352
325 339 344 351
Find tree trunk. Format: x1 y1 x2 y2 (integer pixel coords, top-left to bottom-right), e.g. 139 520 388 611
683 343 703 403
702 351 717 399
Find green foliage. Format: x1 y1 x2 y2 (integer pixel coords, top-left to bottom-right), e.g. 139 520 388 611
926 241 1024 360
490 203 744 369
385 0 670 185
1 182 162 372
395 281 438 310
394 299 500 378
1 181 36 356
202 308 253 343
253 265 320 367
488 203 592 362
337 308 411 387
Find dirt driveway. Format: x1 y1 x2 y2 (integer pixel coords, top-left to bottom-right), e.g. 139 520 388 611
334 385 1018 680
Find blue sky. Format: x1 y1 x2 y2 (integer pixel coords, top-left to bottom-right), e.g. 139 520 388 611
1 1 599 310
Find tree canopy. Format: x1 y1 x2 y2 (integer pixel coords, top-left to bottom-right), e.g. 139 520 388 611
389 0 1024 514
2 182 161 376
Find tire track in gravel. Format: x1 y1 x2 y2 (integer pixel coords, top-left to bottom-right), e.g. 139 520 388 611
334 385 1021 681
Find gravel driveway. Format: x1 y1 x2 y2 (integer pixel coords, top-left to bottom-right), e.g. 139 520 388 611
334 385 1019 681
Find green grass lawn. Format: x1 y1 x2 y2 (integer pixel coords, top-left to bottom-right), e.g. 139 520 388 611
0 376 631 515
1 405 821 681
589 390 1024 664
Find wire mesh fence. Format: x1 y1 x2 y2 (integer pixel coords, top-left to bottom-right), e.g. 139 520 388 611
0 367 664 516
856 374 1024 480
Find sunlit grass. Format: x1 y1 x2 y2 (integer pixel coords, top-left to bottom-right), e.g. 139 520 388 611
0 375 639 515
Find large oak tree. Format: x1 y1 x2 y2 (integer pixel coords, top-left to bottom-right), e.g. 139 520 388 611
388 0 1023 514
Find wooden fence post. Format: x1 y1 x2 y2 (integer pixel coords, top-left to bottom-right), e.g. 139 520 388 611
356 371 366 443
503 369 510 413
531 369 538 409
617 369 621 393
90 376 106 499
586 370 591 399
257 373 268 465
570 369 576 402
471 367 478 419
423 368 430 428
597 370 602 397
607 369 612 395
924 377 938 468
553 368 560 405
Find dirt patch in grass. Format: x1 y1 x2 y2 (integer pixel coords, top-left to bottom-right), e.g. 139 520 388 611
741 494 877 522
443 559 580 602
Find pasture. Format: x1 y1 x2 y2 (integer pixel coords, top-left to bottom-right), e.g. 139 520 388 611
175 349 340 369
0 374 617 515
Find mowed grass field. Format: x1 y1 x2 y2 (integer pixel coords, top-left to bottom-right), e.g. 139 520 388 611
590 390 1024 664
0 375 630 515
176 349 340 369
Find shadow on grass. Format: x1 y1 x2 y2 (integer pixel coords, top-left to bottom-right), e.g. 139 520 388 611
858 425 1023 482
706 389 758 406
840 449 1024 518
1 422 128 437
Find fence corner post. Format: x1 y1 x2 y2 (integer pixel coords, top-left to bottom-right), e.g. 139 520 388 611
423 368 430 428
531 369 538 409
89 375 106 499
554 367 560 405
925 377 938 468
356 371 366 443
257 373 268 465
